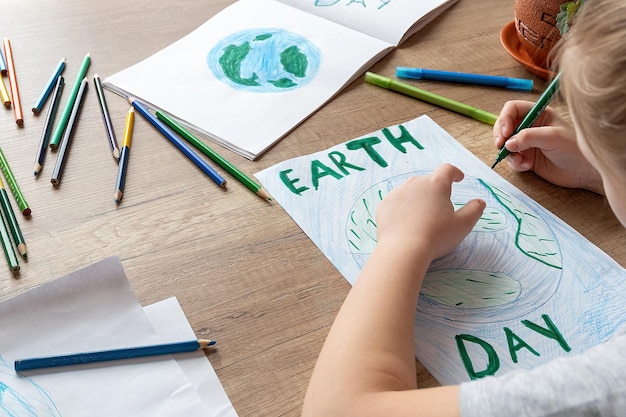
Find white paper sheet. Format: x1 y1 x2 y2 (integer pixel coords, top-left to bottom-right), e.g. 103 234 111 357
0 257 211 416
144 297 238 417
255 115 626 385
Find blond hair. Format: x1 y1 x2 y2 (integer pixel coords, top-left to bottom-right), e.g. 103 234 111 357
556 0 626 175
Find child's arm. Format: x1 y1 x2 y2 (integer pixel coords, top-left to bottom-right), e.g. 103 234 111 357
493 100 603 194
302 164 486 417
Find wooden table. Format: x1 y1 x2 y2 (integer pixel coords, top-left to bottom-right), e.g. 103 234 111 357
1 0 624 415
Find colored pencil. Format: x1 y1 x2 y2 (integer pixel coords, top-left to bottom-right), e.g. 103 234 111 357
49 53 91 150
114 107 134 204
35 75 65 177
51 77 88 186
0 77 10 108
156 110 271 201
32 57 66 115
14 339 216 371
3 38 23 126
0 147 30 216
130 99 227 188
0 206 19 273
364 72 498 126
0 177 26 258
0 50 8 108
94 74 120 161
0 48 6 75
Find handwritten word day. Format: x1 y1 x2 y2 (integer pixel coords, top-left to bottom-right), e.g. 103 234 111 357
315 0 392 9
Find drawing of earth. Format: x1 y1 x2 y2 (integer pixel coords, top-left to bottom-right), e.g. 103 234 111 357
347 173 563 323
208 28 321 92
0 356 62 416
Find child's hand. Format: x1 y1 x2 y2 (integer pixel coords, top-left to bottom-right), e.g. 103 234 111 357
375 164 485 262
494 100 603 194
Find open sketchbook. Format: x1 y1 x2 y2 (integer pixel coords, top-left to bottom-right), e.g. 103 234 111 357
255 115 626 385
104 0 458 160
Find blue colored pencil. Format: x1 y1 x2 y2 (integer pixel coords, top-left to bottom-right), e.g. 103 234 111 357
0 48 6 75
0 49 9 107
14 339 216 371
34 75 65 176
50 77 88 186
32 57 66 114
130 98 227 188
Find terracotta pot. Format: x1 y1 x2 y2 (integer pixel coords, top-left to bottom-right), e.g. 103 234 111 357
514 0 568 68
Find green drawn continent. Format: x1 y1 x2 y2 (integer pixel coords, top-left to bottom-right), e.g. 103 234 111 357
219 42 260 86
348 188 385 253
480 180 562 269
454 203 507 232
422 269 521 308
269 46 309 88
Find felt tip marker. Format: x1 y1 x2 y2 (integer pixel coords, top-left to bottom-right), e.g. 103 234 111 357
365 72 498 125
396 67 534 91
491 73 561 169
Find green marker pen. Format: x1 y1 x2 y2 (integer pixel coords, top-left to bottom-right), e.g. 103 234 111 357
364 71 498 126
491 73 561 169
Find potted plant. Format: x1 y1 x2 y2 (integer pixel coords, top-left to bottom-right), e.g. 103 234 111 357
514 0 586 68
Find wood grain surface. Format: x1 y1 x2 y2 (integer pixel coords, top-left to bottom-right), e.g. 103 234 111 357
0 1 624 416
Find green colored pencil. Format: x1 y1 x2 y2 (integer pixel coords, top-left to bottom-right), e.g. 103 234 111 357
0 177 26 258
0 204 19 273
155 110 272 201
0 146 30 216
49 53 91 150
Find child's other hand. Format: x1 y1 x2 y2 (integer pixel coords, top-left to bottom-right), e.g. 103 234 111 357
375 164 485 262
494 100 603 194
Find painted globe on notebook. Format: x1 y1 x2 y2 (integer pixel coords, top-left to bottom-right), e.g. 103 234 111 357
208 28 321 92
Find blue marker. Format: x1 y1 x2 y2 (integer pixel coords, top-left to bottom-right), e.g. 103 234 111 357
396 67 534 91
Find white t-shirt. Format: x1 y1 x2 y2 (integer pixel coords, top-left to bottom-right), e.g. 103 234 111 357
459 327 626 416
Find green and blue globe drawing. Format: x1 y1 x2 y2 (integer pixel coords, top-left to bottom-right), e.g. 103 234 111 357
347 173 563 323
208 28 321 92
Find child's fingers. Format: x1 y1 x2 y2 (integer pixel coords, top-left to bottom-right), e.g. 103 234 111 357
493 101 536 147
455 198 486 235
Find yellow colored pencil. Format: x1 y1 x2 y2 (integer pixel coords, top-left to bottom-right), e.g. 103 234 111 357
114 107 134 204
0 77 10 108
0 48 9 107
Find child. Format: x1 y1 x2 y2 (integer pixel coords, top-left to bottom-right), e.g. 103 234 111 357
301 0 626 416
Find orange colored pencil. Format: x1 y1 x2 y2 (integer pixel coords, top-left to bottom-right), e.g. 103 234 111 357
3 38 23 126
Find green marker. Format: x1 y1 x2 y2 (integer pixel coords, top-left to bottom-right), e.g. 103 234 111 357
364 71 498 126
49 53 91 150
491 73 561 169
